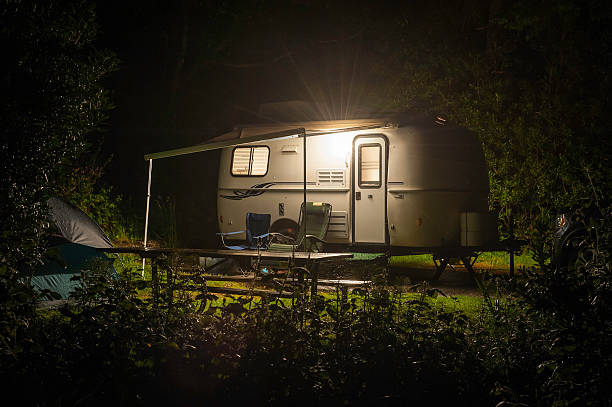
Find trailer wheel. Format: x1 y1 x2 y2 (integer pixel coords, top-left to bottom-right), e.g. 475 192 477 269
270 218 299 240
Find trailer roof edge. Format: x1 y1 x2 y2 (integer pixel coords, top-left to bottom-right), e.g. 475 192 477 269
143 121 393 161
143 128 305 160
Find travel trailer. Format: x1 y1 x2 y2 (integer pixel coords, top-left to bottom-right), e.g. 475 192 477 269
144 113 497 255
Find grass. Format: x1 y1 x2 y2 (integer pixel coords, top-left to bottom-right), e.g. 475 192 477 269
474 250 537 269
388 254 433 268
424 293 484 317
388 250 538 272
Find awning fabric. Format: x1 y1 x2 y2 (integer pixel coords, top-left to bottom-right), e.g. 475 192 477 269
143 119 388 161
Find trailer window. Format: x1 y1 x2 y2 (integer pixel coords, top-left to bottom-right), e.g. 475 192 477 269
358 144 381 187
231 146 269 176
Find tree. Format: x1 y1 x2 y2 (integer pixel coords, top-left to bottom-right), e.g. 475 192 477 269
0 0 117 272
388 0 612 258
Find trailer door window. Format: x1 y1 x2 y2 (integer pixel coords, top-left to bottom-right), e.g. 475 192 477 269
231 146 269 176
358 144 381 187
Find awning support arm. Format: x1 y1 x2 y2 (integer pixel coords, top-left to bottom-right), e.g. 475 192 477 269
142 158 153 276
301 128 307 239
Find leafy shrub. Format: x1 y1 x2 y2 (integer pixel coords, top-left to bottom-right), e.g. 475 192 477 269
2 238 611 407
475 204 612 406
1 0 117 272
55 150 134 242
0 260 492 406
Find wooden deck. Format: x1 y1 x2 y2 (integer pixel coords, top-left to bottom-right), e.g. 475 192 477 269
204 285 294 298
101 247 353 262
201 274 370 287
100 246 355 299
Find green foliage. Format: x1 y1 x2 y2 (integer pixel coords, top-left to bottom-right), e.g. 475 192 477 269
512 210 612 405
55 153 123 238
0 264 39 361
0 2 118 386
54 147 137 242
150 196 179 248
469 203 612 406
1 0 118 271
390 0 612 254
2 240 611 406
0 264 489 405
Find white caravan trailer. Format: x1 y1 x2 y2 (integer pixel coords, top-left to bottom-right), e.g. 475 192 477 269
143 114 497 256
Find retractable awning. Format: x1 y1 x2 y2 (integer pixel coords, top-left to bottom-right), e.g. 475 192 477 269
139 120 390 271
143 128 305 160
143 119 389 161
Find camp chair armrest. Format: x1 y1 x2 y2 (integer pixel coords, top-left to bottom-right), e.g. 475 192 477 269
303 234 327 243
250 232 271 249
269 232 297 245
217 230 245 249
296 234 328 252
216 231 245 236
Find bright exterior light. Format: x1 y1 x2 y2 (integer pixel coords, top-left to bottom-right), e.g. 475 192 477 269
326 133 352 164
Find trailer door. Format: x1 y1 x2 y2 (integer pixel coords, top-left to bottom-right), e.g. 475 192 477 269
353 136 387 243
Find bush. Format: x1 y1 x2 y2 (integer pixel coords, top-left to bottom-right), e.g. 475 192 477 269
2 236 611 406
1 0 117 272
0 262 492 406
475 204 612 406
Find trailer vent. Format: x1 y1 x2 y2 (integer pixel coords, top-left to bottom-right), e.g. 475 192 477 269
328 211 348 238
316 169 345 187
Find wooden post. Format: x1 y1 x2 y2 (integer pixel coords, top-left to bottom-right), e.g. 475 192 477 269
166 260 173 308
509 214 515 277
151 259 159 308
311 261 319 297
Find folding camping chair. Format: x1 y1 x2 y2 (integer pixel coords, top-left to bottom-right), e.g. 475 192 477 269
268 202 332 252
217 212 271 250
